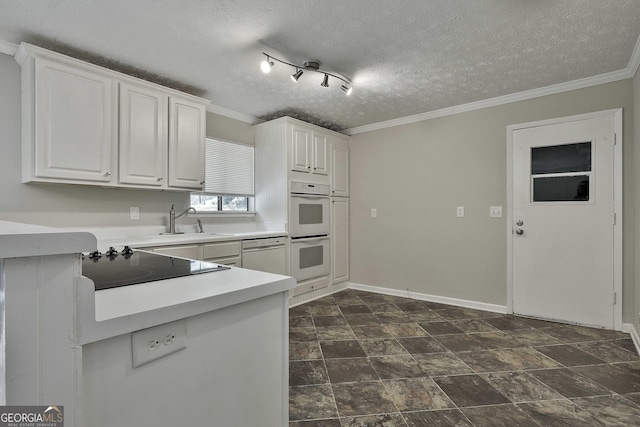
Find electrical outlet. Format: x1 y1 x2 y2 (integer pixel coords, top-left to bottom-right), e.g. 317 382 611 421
148 336 161 351
457 206 465 217
131 319 187 368
371 208 377 218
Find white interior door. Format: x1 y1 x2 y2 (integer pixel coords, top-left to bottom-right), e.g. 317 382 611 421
512 114 616 329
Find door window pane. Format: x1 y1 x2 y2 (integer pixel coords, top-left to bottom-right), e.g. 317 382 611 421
531 142 591 174
533 175 589 202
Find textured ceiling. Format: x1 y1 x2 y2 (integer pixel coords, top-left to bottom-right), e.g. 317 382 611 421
0 0 638 131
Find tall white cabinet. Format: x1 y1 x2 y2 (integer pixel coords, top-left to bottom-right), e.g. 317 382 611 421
254 117 350 295
330 137 350 284
15 43 208 191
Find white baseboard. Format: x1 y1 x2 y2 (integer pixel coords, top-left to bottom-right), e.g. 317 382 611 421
348 282 508 314
622 323 640 355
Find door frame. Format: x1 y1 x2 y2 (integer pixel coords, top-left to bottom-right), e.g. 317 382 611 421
506 109 623 330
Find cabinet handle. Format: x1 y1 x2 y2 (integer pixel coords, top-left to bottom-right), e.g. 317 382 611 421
200 180 205 185
104 172 111 176
157 177 163 181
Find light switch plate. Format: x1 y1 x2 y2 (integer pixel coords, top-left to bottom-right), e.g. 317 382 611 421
130 206 140 220
371 208 377 218
489 206 503 218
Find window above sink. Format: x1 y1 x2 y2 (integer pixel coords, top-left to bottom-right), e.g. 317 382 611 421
190 138 255 215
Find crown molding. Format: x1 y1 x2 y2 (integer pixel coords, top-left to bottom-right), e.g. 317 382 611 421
345 67 633 135
206 104 262 125
628 32 640 78
0 39 18 56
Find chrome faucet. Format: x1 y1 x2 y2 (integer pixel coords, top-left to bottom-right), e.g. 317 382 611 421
165 204 197 234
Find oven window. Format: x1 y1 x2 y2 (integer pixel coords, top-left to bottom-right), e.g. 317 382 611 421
300 246 324 269
299 204 324 225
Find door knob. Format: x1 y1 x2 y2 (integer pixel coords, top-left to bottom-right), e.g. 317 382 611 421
515 229 524 235
516 220 523 226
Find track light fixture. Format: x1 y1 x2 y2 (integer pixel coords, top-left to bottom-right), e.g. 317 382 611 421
291 68 303 82
260 52 352 95
260 55 274 73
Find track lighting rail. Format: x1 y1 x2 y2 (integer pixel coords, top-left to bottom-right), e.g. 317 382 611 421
261 52 352 95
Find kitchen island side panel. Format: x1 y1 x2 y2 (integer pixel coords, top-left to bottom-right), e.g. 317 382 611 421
81 291 288 426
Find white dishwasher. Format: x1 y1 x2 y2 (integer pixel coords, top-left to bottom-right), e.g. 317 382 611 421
241 237 287 275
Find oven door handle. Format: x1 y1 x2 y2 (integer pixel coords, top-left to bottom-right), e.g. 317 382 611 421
291 194 329 199
291 235 330 243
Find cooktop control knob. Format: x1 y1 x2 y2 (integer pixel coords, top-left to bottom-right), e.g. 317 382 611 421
88 250 102 259
105 246 119 257
121 246 134 255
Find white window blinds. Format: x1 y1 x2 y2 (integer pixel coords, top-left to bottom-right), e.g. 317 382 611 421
204 138 254 196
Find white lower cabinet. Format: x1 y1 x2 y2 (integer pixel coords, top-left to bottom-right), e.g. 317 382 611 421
146 240 243 267
203 241 242 266
151 244 201 260
331 197 349 284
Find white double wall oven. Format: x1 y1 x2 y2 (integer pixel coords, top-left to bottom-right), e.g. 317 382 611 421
289 181 331 283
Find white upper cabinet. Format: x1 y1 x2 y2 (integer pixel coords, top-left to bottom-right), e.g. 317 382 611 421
290 123 328 176
330 138 349 197
15 43 209 191
313 132 329 175
119 82 168 186
29 57 116 183
168 96 206 190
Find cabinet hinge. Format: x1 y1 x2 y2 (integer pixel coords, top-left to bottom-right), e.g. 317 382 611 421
614 292 617 305
614 133 617 145
613 212 617 225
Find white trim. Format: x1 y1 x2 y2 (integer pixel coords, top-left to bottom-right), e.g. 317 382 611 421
628 32 640 78
206 103 262 124
344 71 631 135
289 281 349 307
0 39 18 56
506 109 624 331
622 323 640 355
348 282 508 314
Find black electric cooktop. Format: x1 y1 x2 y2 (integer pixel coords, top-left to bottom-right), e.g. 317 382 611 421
82 247 230 291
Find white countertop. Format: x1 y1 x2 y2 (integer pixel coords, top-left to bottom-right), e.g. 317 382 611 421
115 230 288 249
0 220 96 258
0 220 294 343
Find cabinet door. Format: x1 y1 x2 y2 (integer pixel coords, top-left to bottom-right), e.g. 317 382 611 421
119 83 168 186
34 58 115 182
331 198 349 284
152 245 202 260
168 96 205 189
331 141 349 197
291 124 311 173
312 133 329 175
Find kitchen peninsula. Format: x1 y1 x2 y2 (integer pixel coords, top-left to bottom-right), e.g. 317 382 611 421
0 220 295 427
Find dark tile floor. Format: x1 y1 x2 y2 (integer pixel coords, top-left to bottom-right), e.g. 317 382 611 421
288 289 640 427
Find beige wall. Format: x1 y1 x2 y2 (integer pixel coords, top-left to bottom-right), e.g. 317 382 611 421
0 52 254 228
349 80 635 322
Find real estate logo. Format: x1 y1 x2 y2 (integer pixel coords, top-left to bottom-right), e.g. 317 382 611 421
0 406 63 427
